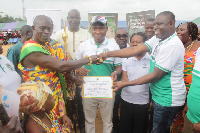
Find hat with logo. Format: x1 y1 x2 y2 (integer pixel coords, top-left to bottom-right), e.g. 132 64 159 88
91 15 107 26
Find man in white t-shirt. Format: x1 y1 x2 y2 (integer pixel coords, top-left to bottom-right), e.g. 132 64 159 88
76 15 122 133
99 11 186 133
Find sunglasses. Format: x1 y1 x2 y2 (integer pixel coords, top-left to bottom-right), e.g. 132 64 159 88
116 34 128 38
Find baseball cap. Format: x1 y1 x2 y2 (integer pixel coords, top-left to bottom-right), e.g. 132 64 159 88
91 15 107 26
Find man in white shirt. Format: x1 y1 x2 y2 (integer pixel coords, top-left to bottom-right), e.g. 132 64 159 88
112 28 128 133
76 15 122 133
54 9 91 60
54 9 91 132
99 11 186 133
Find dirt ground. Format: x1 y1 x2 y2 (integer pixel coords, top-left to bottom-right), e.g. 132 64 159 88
2 44 11 57
2 45 104 133
72 109 103 133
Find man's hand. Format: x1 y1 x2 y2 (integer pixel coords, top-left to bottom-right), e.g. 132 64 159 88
74 75 85 89
193 122 200 133
88 55 100 64
111 71 117 81
149 102 153 112
98 53 108 62
76 67 90 76
112 81 127 91
0 116 23 133
182 104 188 118
61 115 73 129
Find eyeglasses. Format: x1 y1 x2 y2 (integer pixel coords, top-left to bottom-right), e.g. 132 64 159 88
116 34 128 38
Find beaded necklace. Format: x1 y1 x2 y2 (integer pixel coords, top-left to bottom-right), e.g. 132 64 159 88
73 32 75 52
186 41 195 53
30 113 51 133
30 111 62 133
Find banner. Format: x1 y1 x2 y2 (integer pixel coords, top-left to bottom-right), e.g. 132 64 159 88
88 12 118 38
126 10 155 35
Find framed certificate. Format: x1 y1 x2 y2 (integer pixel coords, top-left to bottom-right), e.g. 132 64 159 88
82 76 113 99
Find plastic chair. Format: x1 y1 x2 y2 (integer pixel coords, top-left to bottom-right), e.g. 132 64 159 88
13 38 18 43
7 38 14 44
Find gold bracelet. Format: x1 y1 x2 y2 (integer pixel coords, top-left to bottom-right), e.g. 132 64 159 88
99 58 103 63
85 55 92 66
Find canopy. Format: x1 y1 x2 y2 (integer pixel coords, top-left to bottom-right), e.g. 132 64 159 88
0 23 7 31
2 22 18 31
175 20 187 27
0 21 27 31
14 22 27 31
0 19 191 32
191 17 200 27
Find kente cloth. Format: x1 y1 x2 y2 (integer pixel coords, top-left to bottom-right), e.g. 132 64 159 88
18 40 76 118
184 50 197 92
31 111 70 133
17 82 53 114
51 40 78 125
171 50 197 133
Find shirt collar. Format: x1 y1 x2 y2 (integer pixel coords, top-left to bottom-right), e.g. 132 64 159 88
91 37 108 46
143 53 151 59
131 52 150 61
18 40 24 46
159 32 177 44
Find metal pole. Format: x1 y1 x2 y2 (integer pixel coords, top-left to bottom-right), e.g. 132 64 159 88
22 0 25 19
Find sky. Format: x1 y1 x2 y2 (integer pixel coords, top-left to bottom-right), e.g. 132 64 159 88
1 0 200 21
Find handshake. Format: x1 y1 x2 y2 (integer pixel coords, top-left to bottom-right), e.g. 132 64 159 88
85 53 108 65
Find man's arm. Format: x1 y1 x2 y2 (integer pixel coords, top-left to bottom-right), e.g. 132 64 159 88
112 67 166 91
193 122 200 133
100 43 149 59
120 71 128 82
23 52 99 72
111 65 122 81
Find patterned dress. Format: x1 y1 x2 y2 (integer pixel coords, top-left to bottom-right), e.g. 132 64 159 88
171 50 197 133
18 40 76 119
30 111 70 133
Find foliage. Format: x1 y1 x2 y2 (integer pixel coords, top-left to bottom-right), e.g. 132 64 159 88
0 12 25 23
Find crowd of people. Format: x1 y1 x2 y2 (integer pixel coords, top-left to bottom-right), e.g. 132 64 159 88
0 31 21 45
0 9 200 133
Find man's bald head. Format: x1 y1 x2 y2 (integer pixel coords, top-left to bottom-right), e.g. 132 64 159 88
33 15 53 27
20 25 32 36
67 9 80 17
157 11 175 22
67 9 81 32
20 25 33 43
32 15 53 45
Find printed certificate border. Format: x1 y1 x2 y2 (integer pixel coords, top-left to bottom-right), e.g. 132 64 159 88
82 76 113 99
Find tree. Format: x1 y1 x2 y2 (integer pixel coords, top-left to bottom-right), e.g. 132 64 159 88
0 12 25 23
